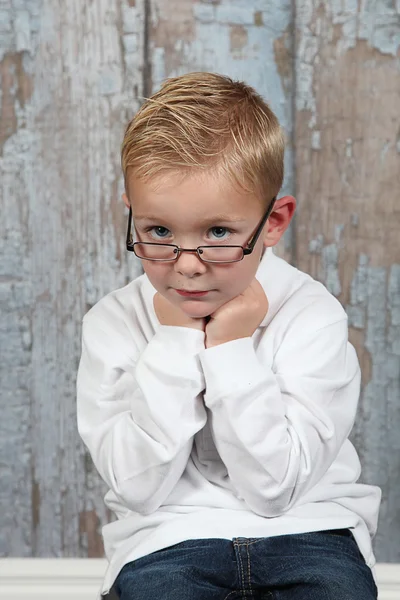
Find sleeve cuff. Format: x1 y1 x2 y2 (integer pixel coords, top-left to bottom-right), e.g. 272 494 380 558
154 325 205 354
198 337 267 404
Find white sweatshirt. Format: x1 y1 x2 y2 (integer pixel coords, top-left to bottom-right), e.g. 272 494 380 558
76 248 381 597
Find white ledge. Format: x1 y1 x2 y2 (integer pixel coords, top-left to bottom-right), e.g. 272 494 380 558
0 559 399 599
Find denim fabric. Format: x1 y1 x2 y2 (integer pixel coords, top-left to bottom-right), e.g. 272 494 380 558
113 529 378 600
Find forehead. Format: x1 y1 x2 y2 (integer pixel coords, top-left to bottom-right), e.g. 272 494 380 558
127 170 263 225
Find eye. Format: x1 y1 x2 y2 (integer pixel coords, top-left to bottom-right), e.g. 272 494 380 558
208 227 232 241
146 226 171 240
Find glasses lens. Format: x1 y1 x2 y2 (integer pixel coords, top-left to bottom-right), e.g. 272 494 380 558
134 243 177 261
133 243 244 263
200 246 243 263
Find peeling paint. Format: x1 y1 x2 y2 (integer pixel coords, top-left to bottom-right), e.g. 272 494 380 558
193 3 215 23
152 0 294 260
0 52 33 153
1 0 142 559
311 130 321 150
330 0 400 56
308 234 324 254
296 1 400 560
1 0 399 566
347 258 400 524
273 25 292 99
215 5 256 26
254 11 263 27
380 140 391 163
229 24 248 53
296 1 399 129
334 224 344 245
79 509 105 558
321 243 342 297
346 138 353 158
14 11 32 53
0 1 39 556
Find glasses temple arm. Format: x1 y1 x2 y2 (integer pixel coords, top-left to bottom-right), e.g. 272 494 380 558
126 207 133 247
245 196 277 250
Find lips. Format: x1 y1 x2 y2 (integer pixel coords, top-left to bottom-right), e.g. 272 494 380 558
175 289 209 297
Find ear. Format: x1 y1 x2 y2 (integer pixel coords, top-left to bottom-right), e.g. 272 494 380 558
122 193 130 209
263 195 296 247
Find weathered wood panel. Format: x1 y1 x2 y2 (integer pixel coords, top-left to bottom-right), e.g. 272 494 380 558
295 1 400 560
1 0 144 557
0 0 41 558
150 0 295 261
1 0 399 563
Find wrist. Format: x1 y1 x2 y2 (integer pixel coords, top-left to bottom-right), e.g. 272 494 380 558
205 334 249 349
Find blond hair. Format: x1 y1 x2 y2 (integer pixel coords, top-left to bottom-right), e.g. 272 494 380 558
121 72 285 200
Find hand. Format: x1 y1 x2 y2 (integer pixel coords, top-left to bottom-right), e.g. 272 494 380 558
153 292 206 332
205 278 269 348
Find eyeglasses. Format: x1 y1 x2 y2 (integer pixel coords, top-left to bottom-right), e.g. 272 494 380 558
126 196 276 264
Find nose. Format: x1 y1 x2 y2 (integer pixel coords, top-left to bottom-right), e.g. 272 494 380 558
173 249 208 278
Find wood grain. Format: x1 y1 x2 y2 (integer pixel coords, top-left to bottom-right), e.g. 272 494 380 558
150 0 295 261
1 0 398 562
1 0 144 557
295 0 400 560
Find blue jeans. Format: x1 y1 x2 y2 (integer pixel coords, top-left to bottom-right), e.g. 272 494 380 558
113 529 378 599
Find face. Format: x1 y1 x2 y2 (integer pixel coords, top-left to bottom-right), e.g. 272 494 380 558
125 170 293 319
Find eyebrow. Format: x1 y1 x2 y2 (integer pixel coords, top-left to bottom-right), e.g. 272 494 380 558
133 214 248 225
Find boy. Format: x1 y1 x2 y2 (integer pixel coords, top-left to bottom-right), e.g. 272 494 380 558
77 72 381 600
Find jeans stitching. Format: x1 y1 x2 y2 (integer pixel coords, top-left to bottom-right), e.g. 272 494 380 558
237 532 361 556
246 542 253 598
234 540 246 595
223 591 240 600
235 540 259 547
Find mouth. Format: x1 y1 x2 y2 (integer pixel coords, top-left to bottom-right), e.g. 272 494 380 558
175 289 210 298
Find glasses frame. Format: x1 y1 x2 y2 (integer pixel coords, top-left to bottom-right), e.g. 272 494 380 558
126 195 277 264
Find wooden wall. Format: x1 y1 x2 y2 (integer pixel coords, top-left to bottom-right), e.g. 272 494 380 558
1 0 399 561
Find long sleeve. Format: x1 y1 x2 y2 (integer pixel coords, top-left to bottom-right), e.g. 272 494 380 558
77 315 207 515
198 317 361 518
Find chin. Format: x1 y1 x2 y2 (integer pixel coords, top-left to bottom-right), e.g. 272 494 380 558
179 301 214 319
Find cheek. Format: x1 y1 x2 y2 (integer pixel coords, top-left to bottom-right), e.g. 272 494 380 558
141 262 169 290
214 260 259 294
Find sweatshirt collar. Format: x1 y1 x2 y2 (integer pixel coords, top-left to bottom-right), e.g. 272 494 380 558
256 247 300 328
